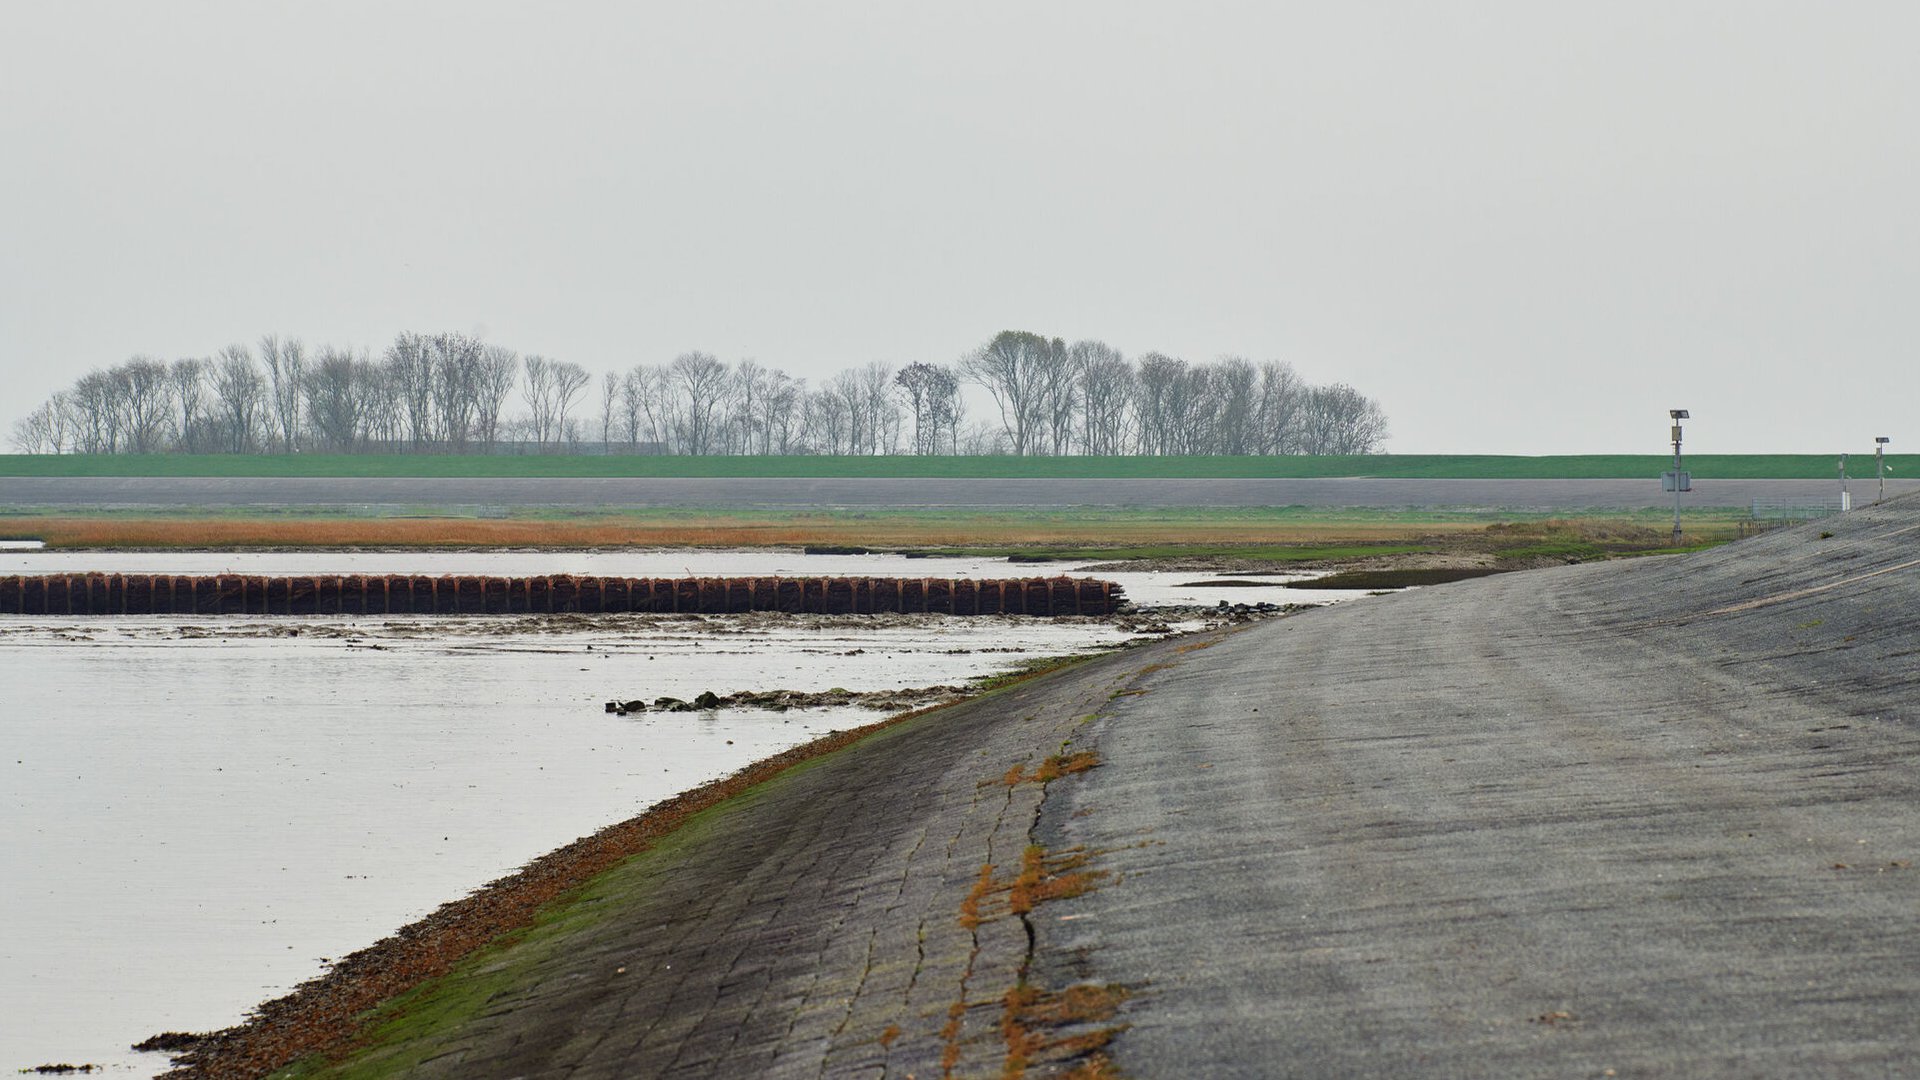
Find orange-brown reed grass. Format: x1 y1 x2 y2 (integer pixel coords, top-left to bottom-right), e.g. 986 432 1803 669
6 513 1481 551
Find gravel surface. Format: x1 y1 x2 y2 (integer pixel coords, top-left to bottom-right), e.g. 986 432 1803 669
178 496 1920 1078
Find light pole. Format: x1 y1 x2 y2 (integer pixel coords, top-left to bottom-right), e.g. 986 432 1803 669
1839 453 1850 512
1877 437 1891 503
1665 409 1690 545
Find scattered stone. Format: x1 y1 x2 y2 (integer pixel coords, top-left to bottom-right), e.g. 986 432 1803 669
133 1031 205 1052
617 686 976 714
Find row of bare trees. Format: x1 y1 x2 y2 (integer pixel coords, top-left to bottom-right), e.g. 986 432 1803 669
957 330 1386 455
11 329 1387 456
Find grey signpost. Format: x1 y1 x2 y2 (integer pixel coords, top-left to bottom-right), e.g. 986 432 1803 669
1664 409 1690 545
1877 437 1891 503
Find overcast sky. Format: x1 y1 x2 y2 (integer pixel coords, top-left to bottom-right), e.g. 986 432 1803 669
2 2 1914 454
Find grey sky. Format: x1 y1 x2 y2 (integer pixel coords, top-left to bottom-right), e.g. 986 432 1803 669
3 2 1914 454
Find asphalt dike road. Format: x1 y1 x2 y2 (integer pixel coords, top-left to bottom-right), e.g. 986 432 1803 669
1040 496 1920 1077
261 631 1210 1079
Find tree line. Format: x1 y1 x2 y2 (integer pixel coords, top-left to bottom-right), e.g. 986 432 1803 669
9 329 1388 456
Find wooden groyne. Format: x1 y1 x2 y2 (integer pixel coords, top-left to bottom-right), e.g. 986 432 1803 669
0 574 1125 617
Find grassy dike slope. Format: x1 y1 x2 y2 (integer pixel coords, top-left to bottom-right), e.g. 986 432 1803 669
5 452 1914 480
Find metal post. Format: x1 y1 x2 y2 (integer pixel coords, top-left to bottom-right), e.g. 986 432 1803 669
1669 409 1689 546
1839 453 1850 512
1877 437 1891 503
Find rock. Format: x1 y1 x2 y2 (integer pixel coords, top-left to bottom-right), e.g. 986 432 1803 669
133 1032 205 1052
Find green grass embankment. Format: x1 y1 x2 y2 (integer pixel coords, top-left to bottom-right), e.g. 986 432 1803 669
2 453 1911 480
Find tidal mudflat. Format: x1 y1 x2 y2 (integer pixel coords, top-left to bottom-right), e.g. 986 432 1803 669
0 551 1367 1074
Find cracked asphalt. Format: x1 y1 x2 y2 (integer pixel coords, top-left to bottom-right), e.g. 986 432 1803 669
304 496 1920 1078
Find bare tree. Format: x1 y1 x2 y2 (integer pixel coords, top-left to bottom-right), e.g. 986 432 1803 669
895 362 961 456
727 360 766 455
668 351 729 455
259 335 307 452
1072 340 1132 456
475 346 518 451
629 364 673 450
9 397 68 453
618 370 646 448
1251 361 1303 454
429 333 485 450
753 370 803 453
169 358 211 452
803 387 850 454
305 346 371 451
599 370 620 450
120 357 174 453
1163 363 1213 455
360 360 404 448
956 419 1009 455
211 345 264 452
961 330 1059 456
520 355 555 447
69 370 120 452
1296 383 1389 454
549 361 591 451
1033 341 1077 455
1130 352 1183 455
825 369 866 455
858 362 901 454
47 392 76 453
381 332 435 450
1211 357 1258 455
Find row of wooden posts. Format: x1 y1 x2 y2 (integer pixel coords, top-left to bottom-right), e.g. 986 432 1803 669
0 573 1126 617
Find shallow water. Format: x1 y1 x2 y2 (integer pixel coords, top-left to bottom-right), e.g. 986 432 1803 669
0 611 1155 1075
